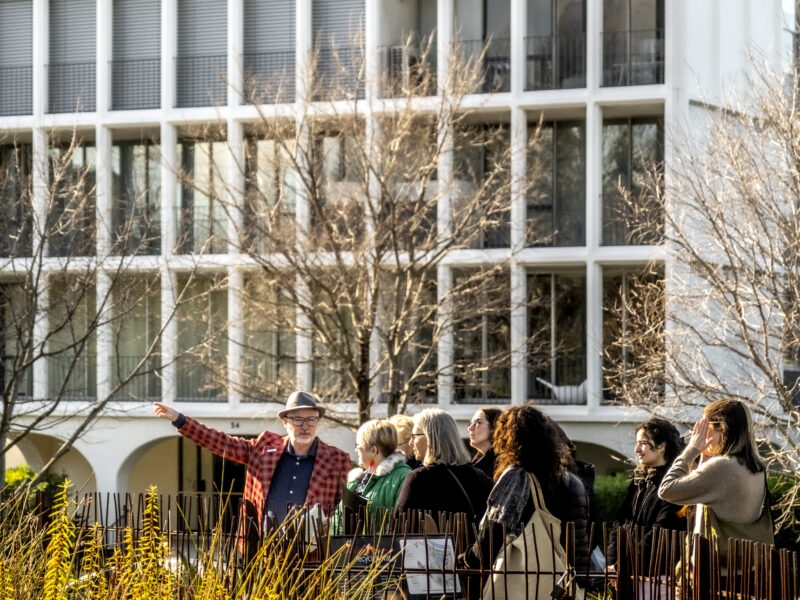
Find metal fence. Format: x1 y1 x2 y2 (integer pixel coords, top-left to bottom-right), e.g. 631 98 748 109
525 33 586 91
111 58 161 110
0 65 33 115
112 355 161 401
175 55 227 108
376 44 437 98
243 51 295 104
48 354 96 400
48 61 96 113
456 38 511 94
25 492 800 600
602 29 665 87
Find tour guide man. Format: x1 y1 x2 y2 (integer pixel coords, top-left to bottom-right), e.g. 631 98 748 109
153 391 351 545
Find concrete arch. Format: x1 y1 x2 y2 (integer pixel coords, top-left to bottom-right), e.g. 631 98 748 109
7 433 97 493
118 435 181 496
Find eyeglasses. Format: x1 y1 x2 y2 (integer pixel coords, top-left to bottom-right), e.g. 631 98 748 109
287 416 320 427
469 418 485 428
634 440 652 450
410 432 426 439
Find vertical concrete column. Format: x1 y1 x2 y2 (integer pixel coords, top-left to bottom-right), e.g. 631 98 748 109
160 123 178 405
585 102 603 411
296 0 312 103
436 123 454 408
96 0 112 114
161 0 177 110
31 121 49 400
227 267 243 407
510 107 528 405
365 115 382 404
437 0 454 93
95 125 113 403
227 119 245 253
32 0 48 116
510 0 527 98
227 0 243 107
364 0 379 100
292 1 314 393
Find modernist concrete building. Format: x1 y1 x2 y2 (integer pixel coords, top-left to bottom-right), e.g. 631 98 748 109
0 0 794 497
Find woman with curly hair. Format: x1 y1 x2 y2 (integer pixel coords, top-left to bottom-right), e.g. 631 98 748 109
460 405 590 577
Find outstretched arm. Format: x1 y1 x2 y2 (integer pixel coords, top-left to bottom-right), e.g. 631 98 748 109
152 402 256 465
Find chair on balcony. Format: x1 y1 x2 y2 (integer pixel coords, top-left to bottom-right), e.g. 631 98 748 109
535 377 586 404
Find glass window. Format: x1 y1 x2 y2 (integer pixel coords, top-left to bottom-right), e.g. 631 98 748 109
602 0 664 86
601 116 663 245
48 144 96 257
453 269 511 403
112 140 161 255
48 277 96 399
0 144 33 256
527 120 585 246
527 272 586 404
178 140 228 254
176 276 227 401
602 266 664 404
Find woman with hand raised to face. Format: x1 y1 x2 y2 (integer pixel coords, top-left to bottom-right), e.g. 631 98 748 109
658 399 774 555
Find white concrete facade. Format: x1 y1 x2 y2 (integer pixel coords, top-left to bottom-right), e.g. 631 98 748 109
0 0 794 496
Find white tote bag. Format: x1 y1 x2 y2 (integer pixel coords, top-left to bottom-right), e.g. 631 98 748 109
482 473 584 600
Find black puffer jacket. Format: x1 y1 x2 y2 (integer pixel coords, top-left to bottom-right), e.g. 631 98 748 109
462 467 590 578
606 464 686 568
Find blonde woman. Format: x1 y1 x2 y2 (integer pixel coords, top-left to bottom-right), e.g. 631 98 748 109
389 414 423 469
335 419 411 532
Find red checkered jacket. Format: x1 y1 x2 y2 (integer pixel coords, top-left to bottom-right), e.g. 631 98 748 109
177 416 351 544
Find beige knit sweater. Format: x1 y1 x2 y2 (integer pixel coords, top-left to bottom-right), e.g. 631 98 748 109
658 446 764 525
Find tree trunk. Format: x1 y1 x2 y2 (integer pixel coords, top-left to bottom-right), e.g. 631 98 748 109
387 359 399 417
357 338 371 424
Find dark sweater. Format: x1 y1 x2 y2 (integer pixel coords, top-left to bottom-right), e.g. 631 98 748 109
394 462 493 542
607 464 686 568
471 448 497 479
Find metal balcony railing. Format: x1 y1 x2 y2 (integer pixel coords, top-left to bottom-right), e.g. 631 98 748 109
456 38 511 93
49 219 95 257
602 28 664 87
111 58 161 110
176 206 227 254
0 65 32 115
49 354 96 400
175 55 227 108
529 353 587 405
377 44 437 98
453 365 512 405
112 355 161 401
314 46 365 101
525 33 586 91
243 51 295 104
112 203 161 255
1 355 33 397
48 61 96 113
176 356 226 402
0 211 33 257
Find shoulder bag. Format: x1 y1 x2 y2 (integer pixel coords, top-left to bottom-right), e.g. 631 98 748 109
482 472 584 600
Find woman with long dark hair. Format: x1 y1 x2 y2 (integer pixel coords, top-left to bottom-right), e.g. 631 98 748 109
460 405 590 576
606 417 686 568
467 407 502 478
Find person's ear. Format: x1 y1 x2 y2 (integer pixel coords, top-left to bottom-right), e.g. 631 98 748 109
655 441 666 456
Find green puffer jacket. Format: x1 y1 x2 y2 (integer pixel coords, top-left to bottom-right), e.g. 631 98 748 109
334 451 412 533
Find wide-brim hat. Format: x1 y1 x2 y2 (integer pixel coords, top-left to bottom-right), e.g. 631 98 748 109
278 391 326 419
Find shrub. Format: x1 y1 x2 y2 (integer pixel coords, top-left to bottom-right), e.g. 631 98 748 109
594 473 631 527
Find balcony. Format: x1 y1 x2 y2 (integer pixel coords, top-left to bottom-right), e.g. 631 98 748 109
48 61 96 113
0 65 32 116
49 221 95 257
529 353 586 405
602 28 664 87
525 33 586 91
112 206 161 256
0 212 32 257
456 38 510 93
377 44 437 98
176 206 227 254
49 354 96 400
176 356 225 402
113 355 161 401
243 51 295 104
111 58 161 110
314 46 365 101
175 55 227 108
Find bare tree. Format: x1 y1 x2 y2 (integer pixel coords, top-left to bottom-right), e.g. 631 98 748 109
602 58 800 528
0 130 221 488
176 34 545 425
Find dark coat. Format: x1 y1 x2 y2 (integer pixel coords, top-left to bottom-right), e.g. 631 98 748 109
394 462 493 542
606 464 686 568
462 467 591 579
471 448 497 479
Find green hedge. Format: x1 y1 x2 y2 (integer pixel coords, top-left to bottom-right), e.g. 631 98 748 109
2 464 67 501
594 473 631 526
